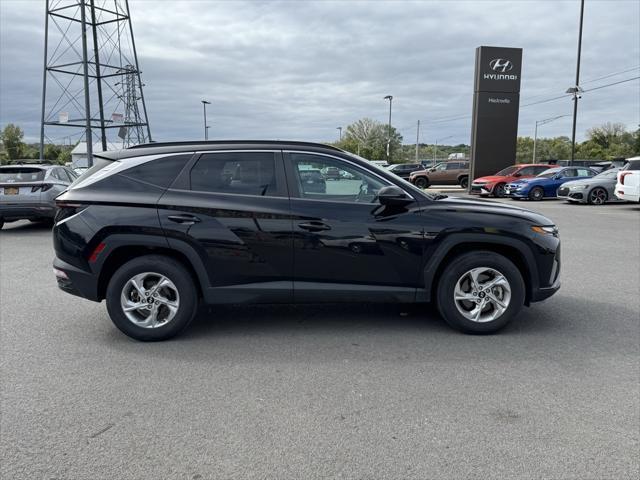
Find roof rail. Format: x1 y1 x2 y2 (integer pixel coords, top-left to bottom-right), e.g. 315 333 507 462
126 140 343 152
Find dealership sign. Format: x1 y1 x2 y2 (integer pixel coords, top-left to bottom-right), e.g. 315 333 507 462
470 46 523 182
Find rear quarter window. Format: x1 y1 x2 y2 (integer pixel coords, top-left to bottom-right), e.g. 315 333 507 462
120 154 192 188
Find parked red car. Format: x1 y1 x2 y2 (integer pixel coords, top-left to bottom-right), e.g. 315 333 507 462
470 164 552 197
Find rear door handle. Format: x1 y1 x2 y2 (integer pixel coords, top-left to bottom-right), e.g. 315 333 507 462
167 214 201 225
298 221 331 232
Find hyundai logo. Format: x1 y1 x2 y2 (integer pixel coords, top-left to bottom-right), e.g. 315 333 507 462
489 58 514 73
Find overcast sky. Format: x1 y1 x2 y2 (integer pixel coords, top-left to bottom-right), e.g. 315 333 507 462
1 0 638 147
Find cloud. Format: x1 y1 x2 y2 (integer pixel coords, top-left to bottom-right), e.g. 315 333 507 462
1 0 638 147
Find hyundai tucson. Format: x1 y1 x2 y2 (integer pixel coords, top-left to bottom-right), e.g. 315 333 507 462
52 141 560 341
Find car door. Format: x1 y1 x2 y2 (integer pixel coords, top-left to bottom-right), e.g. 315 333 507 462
158 150 294 304
284 151 425 302
427 163 448 183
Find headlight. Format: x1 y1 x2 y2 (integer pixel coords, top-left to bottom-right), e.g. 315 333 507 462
531 225 559 236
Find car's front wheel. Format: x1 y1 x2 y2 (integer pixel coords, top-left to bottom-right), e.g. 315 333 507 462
106 255 199 341
436 251 525 334
414 177 429 189
459 176 469 189
588 187 608 205
528 187 544 201
493 183 506 198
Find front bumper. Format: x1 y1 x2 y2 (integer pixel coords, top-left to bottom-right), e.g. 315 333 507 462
470 183 491 195
504 187 528 198
557 186 586 203
53 256 101 302
0 203 56 221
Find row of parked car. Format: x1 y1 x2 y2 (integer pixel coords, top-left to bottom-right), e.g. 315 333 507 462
384 157 640 205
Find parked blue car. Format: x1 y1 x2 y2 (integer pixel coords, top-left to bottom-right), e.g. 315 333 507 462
505 166 597 200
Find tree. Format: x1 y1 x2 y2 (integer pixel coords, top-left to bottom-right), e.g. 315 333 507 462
0 124 25 160
44 143 62 161
335 118 402 161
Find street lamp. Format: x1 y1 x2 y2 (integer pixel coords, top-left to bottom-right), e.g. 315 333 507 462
384 95 393 161
533 115 570 162
433 135 454 163
201 100 211 140
337 126 342 141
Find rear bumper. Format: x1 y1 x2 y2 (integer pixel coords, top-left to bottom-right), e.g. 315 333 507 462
615 187 640 202
0 203 56 220
53 257 101 302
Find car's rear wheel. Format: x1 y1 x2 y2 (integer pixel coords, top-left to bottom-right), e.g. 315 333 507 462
106 255 198 341
588 187 608 205
528 187 544 201
436 251 525 334
414 177 429 189
493 183 506 198
459 177 469 189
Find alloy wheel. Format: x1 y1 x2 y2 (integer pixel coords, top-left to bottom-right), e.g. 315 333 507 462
589 188 607 205
494 183 506 198
453 267 511 323
120 272 180 328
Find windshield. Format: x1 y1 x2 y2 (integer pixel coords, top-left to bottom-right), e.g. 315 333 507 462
0 167 45 182
537 168 562 178
496 166 518 176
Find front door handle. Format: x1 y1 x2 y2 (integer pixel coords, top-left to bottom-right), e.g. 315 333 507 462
167 214 201 225
298 221 331 232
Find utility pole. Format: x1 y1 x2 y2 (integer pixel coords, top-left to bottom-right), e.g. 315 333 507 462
79 1 93 166
337 126 342 141
569 0 585 166
415 120 420 162
384 95 393 161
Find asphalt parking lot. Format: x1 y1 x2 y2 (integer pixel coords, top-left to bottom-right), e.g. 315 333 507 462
1 197 639 480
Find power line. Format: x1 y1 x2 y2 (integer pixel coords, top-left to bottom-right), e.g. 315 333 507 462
583 75 640 92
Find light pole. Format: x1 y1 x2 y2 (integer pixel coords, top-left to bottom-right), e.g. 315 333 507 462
337 126 342 141
415 120 420 162
201 100 210 140
568 0 585 166
533 115 570 162
433 135 454 163
384 95 393 161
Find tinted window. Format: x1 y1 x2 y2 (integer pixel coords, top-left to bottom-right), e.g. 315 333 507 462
121 154 191 188
0 167 45 182
562 169 577 177
517 166 536 176
533 166 550 175
50 168 67 181
290 153 388 203
623 159 640 170
577 168 592 177
71 157 114 186
496 166 518 176
446 163 460 170
190 152 278 196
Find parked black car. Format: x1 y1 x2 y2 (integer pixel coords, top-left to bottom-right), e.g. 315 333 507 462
53 141 560 341
386 162 423 180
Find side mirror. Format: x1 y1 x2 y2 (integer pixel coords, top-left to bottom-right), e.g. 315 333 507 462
377 186 413 207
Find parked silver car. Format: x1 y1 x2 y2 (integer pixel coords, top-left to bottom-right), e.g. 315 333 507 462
0 164 77 229
557 168 622 205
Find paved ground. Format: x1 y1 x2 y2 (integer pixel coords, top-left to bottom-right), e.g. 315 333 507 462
1 198 639 480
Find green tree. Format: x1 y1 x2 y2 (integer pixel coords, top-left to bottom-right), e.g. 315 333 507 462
0 124 25 160
335 118 402 161
43 144 62 161
57 148 72 165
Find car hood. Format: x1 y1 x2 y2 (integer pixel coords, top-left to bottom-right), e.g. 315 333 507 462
434 196 553 225
473 175 505 184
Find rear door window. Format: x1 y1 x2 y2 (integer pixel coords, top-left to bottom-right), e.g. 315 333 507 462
121 154 192 188
190 152 282 196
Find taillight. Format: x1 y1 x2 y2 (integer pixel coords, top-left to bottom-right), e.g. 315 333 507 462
54 201 88 223
619 172 631 185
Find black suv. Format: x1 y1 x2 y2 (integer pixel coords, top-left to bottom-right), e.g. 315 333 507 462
53 141 560 341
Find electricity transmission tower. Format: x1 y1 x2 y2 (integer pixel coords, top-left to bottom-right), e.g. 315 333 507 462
39 0 151 165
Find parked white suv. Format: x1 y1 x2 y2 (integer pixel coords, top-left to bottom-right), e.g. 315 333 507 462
615 157 640 203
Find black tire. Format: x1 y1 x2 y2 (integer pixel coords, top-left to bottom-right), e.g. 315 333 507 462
528 186 544 201
459 176 469 189
0 218 4 230
106 255 199 341
587 187 608 205
414 177 429 189
435 251 525 334
493 183 506 198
